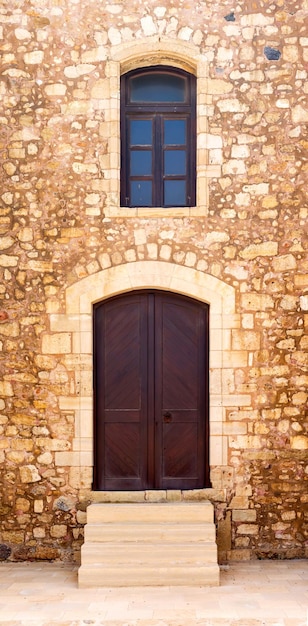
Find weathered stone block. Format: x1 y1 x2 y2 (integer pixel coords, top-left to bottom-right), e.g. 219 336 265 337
42 333 71 354
20 466 41 483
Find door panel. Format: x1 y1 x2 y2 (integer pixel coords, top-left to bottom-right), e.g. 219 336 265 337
93 291 209 491
163 422 198 478
155 294 206 488
94 295 148 490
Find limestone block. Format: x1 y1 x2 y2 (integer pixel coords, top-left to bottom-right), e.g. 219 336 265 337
229 496 249 509
85 193 100 205
134 229 147 245
8 142 26 158
16 498 30 512
232 510 257 522
291 436 308 450
223 422 247 435
299 296 308 311
241 70 265 82
217 99 248 113
24 50 44 64
145 490 167 502
283 45 299 62
2 531 24 544
20 465 41 483
199 133 222 149
64 64 96 78
18 228 33 242
141 16 157 36
292 105 308 123
33 527 46 538
241 13 274 26
0 322 19 337
50 525 68 538
76 510 87 524
241 293 274 311
272 254 297 271
42 333 71 354
281 511 296 521
222 160 246 175
228 548 251 561
11 439 33 451
295 275 308 288
206 79 233 94
45 83 67 96
34 500 44 513
229 435 262 449
37 452 53 465
237 524 258 535
166 490 182 502
231 145 250 159
55 451 80 466
240 242 278 260
15 28 31 39
0 381 13 397
231 330 260 351
81 47 107 63
261 408 281 419
72 162 98 175
279 295 298 310
0 255 18 267
6 451 25 463
2 192 15 209
159 245 172 261
24 260 53 272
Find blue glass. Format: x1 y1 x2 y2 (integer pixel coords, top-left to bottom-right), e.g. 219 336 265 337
164 151 186 176
164 120 186 145
130 120 152 145
130 74 186 103
131 151 152 176
131 181 152 206
164 181 186 206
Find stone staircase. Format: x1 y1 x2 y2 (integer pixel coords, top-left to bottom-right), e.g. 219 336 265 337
78 501 220 587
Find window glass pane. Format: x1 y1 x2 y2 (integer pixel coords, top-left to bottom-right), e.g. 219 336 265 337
164 120 186 145
131 151 152 176
164 181 186 206
164 151 186 176
130 120 152 145
131 181 152 206
130 74 186 103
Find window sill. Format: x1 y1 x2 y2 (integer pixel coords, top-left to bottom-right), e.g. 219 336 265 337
104 206 207 218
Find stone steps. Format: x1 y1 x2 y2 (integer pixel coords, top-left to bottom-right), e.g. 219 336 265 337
78 564 220 587
85 521 216 543
78 502 219 587
86 501 215 523
82 542 218 563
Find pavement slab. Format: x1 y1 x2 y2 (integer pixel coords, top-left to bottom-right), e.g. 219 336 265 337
0 560 307 626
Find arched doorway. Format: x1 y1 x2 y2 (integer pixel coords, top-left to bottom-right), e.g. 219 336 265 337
93 290 210 490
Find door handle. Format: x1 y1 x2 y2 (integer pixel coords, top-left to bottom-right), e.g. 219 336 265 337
163 411 172 423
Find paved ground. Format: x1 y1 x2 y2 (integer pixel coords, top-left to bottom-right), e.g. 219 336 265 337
0 560 307 626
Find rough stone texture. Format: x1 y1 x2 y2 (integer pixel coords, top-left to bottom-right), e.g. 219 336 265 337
0 0 307 564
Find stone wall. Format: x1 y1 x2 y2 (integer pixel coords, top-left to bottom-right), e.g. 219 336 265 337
0 0 307 563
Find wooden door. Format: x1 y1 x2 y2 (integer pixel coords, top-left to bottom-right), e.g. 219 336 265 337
93 291 209 491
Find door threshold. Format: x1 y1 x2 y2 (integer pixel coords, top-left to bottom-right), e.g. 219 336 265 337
89 488 223 504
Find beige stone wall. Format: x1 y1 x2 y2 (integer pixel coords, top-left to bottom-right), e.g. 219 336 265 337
0 0 307 563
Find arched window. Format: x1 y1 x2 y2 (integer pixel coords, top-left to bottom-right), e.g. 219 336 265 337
120 66 196 208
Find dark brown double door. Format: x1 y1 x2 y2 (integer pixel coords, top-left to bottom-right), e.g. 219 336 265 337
93 291 210 491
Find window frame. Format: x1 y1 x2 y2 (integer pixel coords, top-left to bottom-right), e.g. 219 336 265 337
120 66 196 209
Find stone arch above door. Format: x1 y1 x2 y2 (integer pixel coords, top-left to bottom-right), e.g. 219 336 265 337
50 261 248 489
